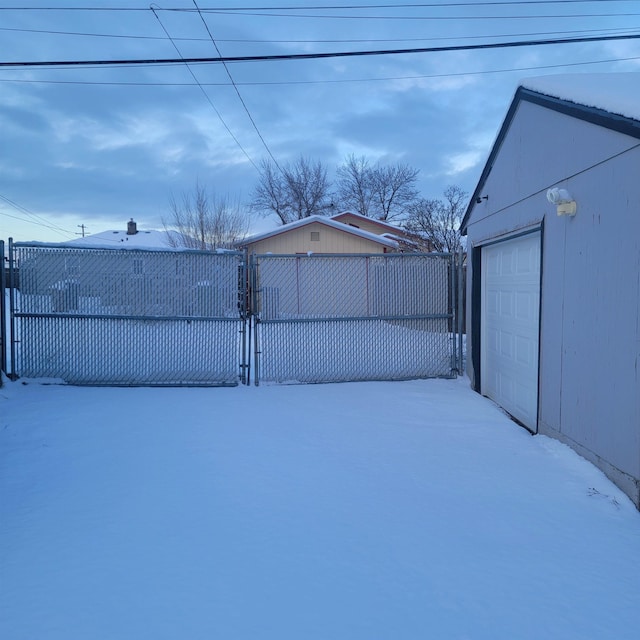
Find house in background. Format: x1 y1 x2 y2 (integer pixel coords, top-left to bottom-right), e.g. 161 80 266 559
237 214 403 255
461 73 640 508
329 211 429 251
67 219 180 249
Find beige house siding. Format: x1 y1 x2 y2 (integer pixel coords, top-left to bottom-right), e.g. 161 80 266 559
245 222 389 255
333 213 397 237
332 212 413 241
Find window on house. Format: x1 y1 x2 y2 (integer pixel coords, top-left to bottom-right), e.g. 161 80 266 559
310 232 320 242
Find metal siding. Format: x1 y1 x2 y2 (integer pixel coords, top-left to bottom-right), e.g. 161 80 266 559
556 156 640 478
466 100 640 496
466 101 638 241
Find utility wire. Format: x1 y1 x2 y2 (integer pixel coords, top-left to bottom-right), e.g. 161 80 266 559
192 0 281 171
2 55 639 86
2 32 640 68
149 4 259 172
0 195 74 238
1 24 638 44
2 1 638 10
192 10 640 20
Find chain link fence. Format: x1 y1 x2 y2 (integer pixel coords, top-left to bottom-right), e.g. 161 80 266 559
6 242 246 386
251 253 461 384
3 243 462 387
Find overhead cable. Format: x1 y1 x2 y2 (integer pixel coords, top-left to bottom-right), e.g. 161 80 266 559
192 0 282 171
1 55 639 86
149 4 259 171
2 32 640 68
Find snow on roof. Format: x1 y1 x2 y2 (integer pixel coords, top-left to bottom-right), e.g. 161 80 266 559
521 73 640 123
66 229 180 250
330 211 404 232
238 215 399 249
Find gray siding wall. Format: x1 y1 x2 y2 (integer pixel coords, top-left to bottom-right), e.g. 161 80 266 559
465 100 640 504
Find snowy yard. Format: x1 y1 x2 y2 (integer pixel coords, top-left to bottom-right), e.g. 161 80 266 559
1 377 639 639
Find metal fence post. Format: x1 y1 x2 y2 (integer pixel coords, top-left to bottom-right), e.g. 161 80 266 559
458 249 465 375
250 254 260 386
450 252 457 372
0 240 5 382
239 251 248 385
8 238 17 380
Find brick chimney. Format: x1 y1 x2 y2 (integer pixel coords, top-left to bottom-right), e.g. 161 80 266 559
127 218 138 235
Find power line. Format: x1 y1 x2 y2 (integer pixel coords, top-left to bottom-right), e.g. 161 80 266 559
0 195 74 238
2 32 640 68
1 55 639 87
0 25 209 42
149 4 260 172
192 10 640 20
192 0 282 171
1 1 638 10
1 24 638 44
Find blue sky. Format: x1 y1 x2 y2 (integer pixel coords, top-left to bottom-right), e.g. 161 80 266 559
1 1 639 242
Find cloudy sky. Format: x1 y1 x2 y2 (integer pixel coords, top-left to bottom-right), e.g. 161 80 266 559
1 1 639 242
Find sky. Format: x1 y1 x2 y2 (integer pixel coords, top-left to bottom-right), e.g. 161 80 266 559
1 1 640 243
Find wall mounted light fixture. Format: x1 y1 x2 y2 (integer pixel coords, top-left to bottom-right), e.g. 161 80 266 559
546 187 577 216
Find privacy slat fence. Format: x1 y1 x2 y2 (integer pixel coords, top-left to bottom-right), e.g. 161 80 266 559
251 253 461 385
4 241 247 386
2 240 463 386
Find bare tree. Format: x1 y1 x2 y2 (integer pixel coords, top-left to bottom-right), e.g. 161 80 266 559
404 185 467 253
163 182 249 250
252 156 331 224
335 154 375 217
335 155 419 221
371 163 420 221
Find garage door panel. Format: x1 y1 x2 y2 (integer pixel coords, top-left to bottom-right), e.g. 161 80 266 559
500 331 514 358
515 290 533 319
499 290 513 316
487 290 499 314
515 335 533 366
481 232 541 431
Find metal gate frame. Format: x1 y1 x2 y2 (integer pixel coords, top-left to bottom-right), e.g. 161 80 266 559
1 240 6 382
250 252 464 386
4 239 248 386
2 240 465 387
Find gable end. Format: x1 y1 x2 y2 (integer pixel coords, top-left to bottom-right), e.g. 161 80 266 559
461 86 640 235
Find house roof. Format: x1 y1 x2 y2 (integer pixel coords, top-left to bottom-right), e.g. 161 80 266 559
461 72 640 235
236 215 399 249
330 211 406 235
65 229 182 250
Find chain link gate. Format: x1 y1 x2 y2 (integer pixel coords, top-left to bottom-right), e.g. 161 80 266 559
250 253 461 385
5 241 247 386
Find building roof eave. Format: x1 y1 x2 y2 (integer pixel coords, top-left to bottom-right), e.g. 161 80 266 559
460 83 640 236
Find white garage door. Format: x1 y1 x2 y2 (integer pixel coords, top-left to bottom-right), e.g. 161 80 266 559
481 232 541 431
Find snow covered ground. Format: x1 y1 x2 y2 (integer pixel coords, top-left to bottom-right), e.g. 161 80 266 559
1 377 639 639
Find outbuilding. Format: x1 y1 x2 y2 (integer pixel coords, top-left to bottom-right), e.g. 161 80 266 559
461 73 640 508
